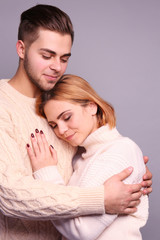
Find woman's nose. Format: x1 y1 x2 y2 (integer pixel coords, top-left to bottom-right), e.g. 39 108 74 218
58 123 68 135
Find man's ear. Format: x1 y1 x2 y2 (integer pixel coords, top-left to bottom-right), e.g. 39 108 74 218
16 40 25 59
88 102 98 116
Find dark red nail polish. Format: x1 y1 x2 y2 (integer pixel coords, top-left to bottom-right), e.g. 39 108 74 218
40 130 43 134
35 129 39 133
31 133 34 138
27 144 30 148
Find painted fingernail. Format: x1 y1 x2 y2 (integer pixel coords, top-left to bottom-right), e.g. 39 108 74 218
50 145 54 149
31 133 34 138
27 144 30 148
128 167 133 172
35 129 39 133
40 130 43 134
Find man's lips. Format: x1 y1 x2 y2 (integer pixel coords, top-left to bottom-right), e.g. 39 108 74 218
44 74 59 81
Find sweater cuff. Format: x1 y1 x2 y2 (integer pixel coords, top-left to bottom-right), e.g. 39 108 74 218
78 185 105 215
33 166 65 185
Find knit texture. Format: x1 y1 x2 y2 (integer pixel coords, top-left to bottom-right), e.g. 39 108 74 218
0 79 104 240
36 125 149 240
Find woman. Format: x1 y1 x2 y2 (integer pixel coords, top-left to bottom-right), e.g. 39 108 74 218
27 74 149 240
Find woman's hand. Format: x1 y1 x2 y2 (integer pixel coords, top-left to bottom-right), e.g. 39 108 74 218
26 129 58 172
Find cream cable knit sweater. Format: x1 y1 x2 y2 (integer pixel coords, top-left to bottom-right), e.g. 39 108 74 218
0 79 104 240
35 125 149 240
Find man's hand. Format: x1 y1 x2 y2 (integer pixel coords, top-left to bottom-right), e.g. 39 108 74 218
141 156 152 195
104 167 142 215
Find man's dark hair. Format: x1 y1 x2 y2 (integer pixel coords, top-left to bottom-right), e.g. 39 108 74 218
18 4 74 46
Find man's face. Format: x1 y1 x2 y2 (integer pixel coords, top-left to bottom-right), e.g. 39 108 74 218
23 29 72 91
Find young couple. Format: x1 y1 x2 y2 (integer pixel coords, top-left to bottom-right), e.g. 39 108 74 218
0 4 151 240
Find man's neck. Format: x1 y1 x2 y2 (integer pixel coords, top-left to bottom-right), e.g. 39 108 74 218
9 69 40 98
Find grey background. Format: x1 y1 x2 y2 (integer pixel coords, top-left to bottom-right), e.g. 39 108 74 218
0 0 159 239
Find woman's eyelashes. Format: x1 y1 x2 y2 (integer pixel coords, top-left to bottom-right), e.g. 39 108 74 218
50 124 57 129
64 115 71 121
49 114 72 130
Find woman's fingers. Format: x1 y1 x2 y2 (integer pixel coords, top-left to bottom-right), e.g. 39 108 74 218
35 129 46 153
35 129 52 155
50 145 58 165
30 132 40 156
26 144 34 160
27 129 58 171
26 143 37 171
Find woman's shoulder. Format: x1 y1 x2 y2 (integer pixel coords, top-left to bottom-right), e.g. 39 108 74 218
96 135 144 171
108 135 143 156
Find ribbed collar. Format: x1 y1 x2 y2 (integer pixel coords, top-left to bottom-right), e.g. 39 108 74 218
80 125 121 159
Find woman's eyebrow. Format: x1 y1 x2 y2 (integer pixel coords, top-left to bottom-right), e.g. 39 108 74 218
57 110 71 119
48 110 71 124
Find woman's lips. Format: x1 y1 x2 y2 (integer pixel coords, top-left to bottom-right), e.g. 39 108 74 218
65 133 76 141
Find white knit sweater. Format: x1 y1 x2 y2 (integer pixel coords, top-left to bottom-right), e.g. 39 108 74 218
0 79 104 240
35 125 149 240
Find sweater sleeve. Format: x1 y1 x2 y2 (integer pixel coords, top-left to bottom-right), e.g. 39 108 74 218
32 166 116 240
46 139 146 240
0 108 105 220
34 166 65 185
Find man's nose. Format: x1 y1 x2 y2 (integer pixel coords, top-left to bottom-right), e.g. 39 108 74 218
50 58 61 72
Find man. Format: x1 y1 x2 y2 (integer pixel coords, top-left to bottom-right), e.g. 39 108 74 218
0 4 152 240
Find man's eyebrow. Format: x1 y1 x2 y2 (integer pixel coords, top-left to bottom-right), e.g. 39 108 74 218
48 110 71 124
40 48 71 57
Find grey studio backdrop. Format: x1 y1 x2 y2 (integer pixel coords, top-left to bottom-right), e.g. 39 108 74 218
0 0 159 239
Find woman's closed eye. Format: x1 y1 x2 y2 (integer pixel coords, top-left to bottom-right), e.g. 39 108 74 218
64 115 71 121
50 124 57 129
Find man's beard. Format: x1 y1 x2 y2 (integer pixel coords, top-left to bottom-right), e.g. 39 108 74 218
23 54 51 91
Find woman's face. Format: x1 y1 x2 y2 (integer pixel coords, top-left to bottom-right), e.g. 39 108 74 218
44 99 98 146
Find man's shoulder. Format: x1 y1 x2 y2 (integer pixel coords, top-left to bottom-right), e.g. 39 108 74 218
0 79 10 84
0 80 14 115
0 79 10 93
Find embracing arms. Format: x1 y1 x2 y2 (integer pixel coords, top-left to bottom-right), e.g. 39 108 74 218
28 129 152 216
27 131 150 240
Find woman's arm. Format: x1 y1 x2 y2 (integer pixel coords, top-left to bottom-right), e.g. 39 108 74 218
28 132 149 240
52 139 148 240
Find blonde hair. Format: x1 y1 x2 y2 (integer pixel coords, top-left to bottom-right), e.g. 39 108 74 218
37 74 116 128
